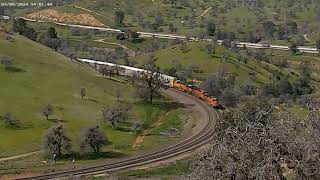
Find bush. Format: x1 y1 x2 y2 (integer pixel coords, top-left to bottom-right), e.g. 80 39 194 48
2 112 20 127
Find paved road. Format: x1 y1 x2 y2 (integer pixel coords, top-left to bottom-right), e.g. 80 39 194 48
18 17 319 54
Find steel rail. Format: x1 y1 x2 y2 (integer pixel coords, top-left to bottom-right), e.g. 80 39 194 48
17 89 218 180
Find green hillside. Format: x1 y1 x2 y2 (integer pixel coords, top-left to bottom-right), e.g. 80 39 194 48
0 36 181 159
13 0 320 46
133 41 299 85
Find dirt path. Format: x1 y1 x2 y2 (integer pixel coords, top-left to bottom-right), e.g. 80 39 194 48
132 112 170 150
301 55 320 61
0 150 41 162
67 5 108 19
198 7 212 18
94 39 136 56
304 34 311 42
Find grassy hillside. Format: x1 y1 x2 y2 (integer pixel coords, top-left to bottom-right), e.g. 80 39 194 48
132 41 300 85
21 20 320 86
14 0 320 46
0 35 183 159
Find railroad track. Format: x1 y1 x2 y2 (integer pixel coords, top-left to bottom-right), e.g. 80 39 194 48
17 89 219 180
17 17 320 54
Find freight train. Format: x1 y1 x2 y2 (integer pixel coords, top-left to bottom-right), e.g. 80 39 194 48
169 79 223 109
77 58 223 109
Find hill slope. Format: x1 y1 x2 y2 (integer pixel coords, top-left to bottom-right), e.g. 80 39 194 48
0 36 180 159
0 36 124 156
134 41 273 84
18 0 320 46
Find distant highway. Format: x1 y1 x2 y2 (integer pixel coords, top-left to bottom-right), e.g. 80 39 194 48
19 17 320 54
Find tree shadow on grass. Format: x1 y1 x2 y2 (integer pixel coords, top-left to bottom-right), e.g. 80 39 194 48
5 66 26 73
56 151 127 161
84 98 108 106
211 54 220 59
131 38 144 44
115 125 133 132
47 118 65 123
85 98 100 104
148 101 185 111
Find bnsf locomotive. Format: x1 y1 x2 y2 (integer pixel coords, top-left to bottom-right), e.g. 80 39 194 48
77 58 223 109
169 80 223 109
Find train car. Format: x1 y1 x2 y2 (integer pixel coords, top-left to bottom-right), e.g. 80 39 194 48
77 58 223 109
169 79 192 93
206 96 219 108
170 79 223 109
189 86 206 100
161 74 175 86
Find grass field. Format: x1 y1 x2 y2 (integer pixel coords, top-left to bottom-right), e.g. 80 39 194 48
0 35 185 162
131 39 320 89
24 20 315 86
1 1 320 177
133 41 279 85
119 158 192 179
11 0 320 46
27 21 171 54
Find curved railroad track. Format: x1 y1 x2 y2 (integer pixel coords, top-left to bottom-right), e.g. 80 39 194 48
17 89 219 180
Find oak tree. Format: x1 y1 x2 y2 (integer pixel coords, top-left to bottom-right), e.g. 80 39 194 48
80 126 108 153
43 125 71 156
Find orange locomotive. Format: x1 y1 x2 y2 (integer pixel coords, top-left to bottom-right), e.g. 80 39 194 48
169 79 223 109
170 80 192 93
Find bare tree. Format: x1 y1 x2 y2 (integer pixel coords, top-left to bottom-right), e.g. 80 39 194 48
2 112 20 127
316 39 320 52
102 101 131 128
124 29 140 41
112 64 123 78
0 56 12 70
180 40 188 53
290 42 299 55
80 87 86 99
42 104 53 120
168 22 177 32
132 122 143 134
182 64 201 79
130 71 139 85
136 55 164 104
206 43 214 55
99 65 113 78
190 99 320 179
168 0 177 7
296 94 319 110
0 7 4 16
220 52 229 62
114 47 128 59
114 10 125 25
80 126 108 153
220 88 241 107
113 87 122 101
43 124 71 156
